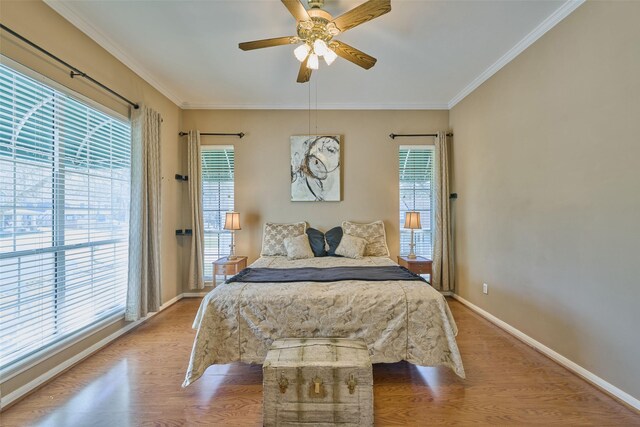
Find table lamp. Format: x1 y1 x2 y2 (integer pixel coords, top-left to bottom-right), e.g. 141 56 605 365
224 212 241 260
404 211 421 259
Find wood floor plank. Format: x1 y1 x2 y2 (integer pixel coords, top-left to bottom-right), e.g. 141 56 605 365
1 298 638 426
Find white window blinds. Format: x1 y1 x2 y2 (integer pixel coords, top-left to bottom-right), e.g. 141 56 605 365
201 146 234 280
399 146 434 258
0 63 131 370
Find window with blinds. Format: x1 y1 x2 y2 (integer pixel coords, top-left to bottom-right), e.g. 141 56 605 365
201 146 234 280
399 146 434 258
0 62 131 370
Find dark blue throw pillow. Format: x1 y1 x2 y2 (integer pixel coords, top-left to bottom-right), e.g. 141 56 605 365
325 226 343 256
306 228 327 257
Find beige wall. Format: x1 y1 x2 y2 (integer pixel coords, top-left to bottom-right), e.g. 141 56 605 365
0 1 183 399
181 109 449 286
449 1 640 400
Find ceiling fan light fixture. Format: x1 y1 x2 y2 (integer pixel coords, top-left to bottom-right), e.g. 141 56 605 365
294 44 311 62
239 0 391 82
307 53 319 70
323 48 337 66
313 39 329 57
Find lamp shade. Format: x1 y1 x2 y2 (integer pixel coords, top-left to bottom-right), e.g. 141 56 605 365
307 53 319 70
313 39 329 57
404 211 421 230
294 44 310 62
323 48 337 65
224 212 241 230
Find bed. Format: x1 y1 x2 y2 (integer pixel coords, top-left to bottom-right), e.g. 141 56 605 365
183 255 465 387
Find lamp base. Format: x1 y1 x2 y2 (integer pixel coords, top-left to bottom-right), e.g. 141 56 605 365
408 230 417 259
228 231 237 260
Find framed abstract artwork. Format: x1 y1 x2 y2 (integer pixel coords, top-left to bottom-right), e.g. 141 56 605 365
290 135 341 202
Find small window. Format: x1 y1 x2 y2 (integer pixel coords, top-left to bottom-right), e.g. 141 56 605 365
201 146 234 280
399 146 434 258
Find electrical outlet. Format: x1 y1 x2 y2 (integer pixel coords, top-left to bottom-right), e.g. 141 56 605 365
482 283 488 294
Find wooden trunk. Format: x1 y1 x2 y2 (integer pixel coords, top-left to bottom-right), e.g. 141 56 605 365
263 338 373 427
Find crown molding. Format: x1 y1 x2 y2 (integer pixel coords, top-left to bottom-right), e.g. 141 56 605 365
447 0 585 109
45 0 584 112
44 0 184 108
180 102 450 110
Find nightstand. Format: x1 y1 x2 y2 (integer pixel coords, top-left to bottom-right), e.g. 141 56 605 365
213 256 247 287
397 256 432 280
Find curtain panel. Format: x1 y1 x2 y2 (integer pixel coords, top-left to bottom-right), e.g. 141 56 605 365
126 105 162 321
188 130 205 289
432 131 454 292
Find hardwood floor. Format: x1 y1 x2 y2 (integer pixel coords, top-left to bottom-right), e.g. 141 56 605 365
1 298 638 426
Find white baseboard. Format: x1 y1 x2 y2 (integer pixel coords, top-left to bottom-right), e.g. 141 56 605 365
0 294 185 410
451 294 640 411
182 291 211 297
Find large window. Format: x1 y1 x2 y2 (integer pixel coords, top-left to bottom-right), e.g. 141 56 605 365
399 146 434 258
201 146 234 280
0 62 131 370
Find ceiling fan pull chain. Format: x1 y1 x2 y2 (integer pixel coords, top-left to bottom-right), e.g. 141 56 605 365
308 79 311 136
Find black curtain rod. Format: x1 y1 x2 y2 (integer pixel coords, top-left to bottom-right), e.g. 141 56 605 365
389 133 453 139
179 132 245 138
0 23 139 110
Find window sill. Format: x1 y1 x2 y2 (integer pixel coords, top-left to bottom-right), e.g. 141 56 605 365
0 310 125 384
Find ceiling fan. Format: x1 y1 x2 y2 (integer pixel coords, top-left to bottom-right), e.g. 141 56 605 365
239 0 391 83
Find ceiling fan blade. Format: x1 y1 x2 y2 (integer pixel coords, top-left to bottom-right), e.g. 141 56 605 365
331 0 391 33
297 57 312 83
331 40 377 70
239 36 297 51
281 0 311 22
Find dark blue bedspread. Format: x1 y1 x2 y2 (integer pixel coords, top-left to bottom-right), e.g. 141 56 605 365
226 266 427 284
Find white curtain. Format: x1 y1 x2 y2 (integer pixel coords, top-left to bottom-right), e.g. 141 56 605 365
126 105 162 321
432 131 454 292
187 130 205 289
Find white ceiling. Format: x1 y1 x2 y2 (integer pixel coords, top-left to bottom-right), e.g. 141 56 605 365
45 0 583 109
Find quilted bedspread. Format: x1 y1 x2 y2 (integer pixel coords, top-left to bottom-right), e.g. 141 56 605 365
183 256 465 387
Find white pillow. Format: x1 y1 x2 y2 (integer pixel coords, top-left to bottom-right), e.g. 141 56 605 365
283 234 315 260
342 220 390 257
261 222 307 256
334 234 367 259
